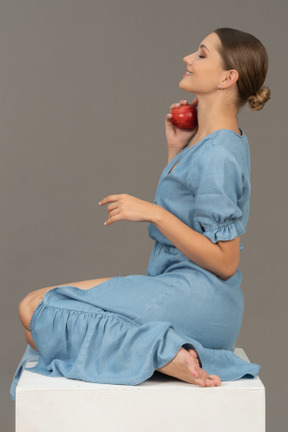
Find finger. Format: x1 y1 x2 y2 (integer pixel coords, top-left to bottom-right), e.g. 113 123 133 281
99 195 121 206
169 102 180 111
191 97 198 107
104 214 121 226
107 202 118 212
108 208 120 218
165 113 176 130
169 99 189 111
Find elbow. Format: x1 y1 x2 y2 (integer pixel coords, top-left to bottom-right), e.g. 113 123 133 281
219 262 238 281
220 270 236 281
215 239 240 280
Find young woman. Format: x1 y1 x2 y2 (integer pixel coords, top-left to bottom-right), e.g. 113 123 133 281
14 27 270 392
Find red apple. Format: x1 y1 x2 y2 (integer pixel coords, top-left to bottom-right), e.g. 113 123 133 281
170 104 198 130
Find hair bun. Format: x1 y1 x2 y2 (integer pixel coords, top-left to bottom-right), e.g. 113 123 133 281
248 86 271 111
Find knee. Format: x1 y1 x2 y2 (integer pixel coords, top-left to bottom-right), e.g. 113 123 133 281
25 329 38 351
19 287 50 329
18 292 38 330
18 295 31 329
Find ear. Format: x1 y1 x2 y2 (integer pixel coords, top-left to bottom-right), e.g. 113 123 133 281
220 69 239 89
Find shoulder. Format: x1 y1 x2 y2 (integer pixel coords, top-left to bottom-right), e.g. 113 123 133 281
195 129 250 171
187 129 250 192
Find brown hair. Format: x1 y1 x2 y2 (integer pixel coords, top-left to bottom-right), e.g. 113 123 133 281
214 27 271 111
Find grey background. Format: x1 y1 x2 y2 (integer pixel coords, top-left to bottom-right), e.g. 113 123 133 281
1 1 286 431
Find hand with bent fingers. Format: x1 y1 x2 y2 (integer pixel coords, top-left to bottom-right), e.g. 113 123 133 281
99 194 157 226
165 98 198 154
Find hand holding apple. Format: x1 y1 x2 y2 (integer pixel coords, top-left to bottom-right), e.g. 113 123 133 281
170 103 198 130
165 99 198 160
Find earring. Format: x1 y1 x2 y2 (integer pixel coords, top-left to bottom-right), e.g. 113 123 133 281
217 84 221 90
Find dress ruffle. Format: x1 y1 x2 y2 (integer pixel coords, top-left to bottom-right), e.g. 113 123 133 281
27 297 199 386
10 283 260 401
203 219 246 243
10 338 260 401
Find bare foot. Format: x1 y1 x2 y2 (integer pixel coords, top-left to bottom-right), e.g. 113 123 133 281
157 347 221 387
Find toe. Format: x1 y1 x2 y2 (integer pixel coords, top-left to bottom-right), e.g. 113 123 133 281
206 375 221 387
188 349 198 360
210 375 222 386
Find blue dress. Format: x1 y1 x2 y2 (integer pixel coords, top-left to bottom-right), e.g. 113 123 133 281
10 129 260 400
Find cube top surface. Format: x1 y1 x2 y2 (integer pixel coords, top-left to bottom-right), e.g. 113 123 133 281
17 348 264 393
16 348 265 432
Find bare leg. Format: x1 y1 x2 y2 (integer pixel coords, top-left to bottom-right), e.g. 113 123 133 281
19 277 221 387
18 276 114 338
25 329 37 351
157 347 221 387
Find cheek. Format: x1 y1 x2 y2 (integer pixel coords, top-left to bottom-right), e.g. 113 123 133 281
200 65 220 84
194 64 211 80
199 64 214 76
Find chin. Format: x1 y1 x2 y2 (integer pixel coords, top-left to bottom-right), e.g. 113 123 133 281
178 79 193 93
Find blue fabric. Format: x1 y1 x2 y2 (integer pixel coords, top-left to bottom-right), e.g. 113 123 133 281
9 345 39 400
10 129 260 401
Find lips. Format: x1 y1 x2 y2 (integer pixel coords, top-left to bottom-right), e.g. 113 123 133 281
183 69 193 78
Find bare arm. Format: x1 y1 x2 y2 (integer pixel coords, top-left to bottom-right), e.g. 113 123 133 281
151 205 240 280
99 194 240 281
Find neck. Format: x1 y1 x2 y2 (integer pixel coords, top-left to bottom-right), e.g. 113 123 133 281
192 95 241 143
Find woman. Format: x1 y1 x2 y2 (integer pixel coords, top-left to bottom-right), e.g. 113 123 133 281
14 27 270 392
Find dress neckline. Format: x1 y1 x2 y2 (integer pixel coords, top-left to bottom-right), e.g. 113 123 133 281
185 128 244 152
166 128 245 176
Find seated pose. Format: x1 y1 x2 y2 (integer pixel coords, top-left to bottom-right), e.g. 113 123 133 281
14 27 270 391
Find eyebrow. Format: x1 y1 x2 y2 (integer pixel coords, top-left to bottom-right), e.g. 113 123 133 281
199 44 209 52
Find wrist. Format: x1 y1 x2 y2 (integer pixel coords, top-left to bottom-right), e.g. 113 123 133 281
167 147 181 163
150 204 166 225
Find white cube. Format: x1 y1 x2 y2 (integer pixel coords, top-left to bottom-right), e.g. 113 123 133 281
16 348 265 432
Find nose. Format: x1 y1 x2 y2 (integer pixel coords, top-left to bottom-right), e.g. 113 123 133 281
183 53 193 65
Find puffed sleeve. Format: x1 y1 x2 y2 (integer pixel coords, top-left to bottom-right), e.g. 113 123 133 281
189 143 250 243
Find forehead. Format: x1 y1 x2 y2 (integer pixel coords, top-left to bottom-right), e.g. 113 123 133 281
199 32 221 51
